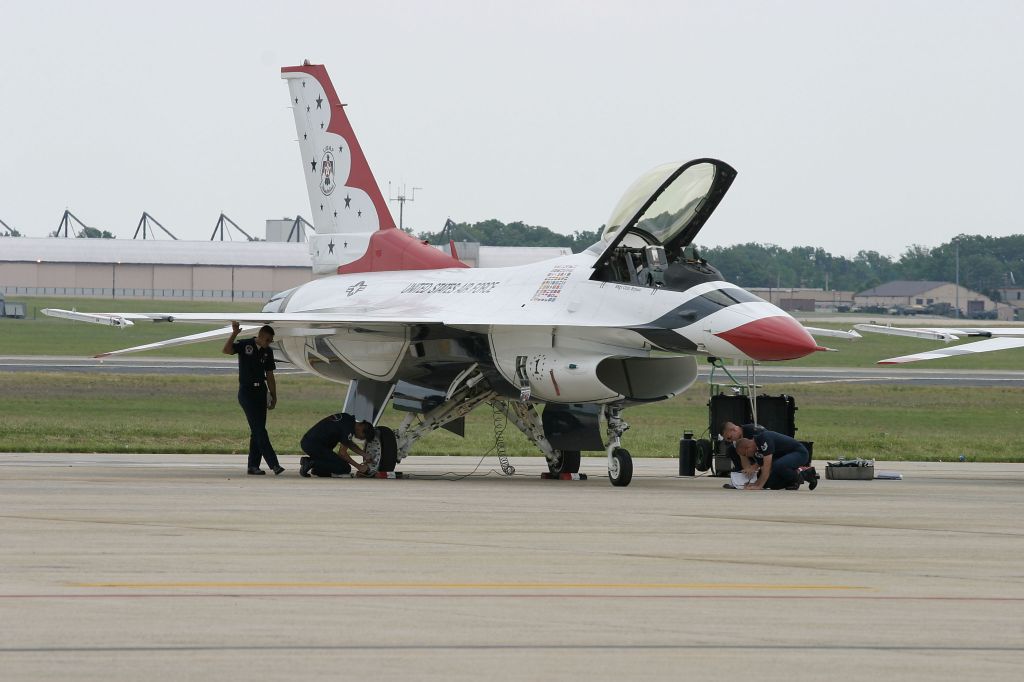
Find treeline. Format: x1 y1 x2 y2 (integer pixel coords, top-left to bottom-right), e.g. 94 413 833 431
419 219 1024 300
699 234 1024 299
418 219 600 253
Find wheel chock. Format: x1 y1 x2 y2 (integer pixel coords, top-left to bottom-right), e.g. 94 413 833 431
540 472 588 481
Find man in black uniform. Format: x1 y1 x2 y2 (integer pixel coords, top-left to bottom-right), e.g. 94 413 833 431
735 430 818 491
223 321 283 476
718 421 765 488
299 413 375 477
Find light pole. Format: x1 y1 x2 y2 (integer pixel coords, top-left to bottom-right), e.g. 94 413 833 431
955 239 960 319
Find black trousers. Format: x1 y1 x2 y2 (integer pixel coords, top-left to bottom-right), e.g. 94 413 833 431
764 449 810 489
301 438 350 477
238 385 280 470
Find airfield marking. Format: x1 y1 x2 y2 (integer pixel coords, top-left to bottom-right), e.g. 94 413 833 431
73 580 866 591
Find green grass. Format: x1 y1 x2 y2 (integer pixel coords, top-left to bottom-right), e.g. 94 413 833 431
1 372 1020 461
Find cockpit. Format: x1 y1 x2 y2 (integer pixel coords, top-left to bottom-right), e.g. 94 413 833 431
590 159 737 292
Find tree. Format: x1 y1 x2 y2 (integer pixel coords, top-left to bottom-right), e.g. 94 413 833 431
0 226 21 237
76 227 116 239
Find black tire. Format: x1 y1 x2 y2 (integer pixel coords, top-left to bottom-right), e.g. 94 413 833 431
695 438 713 472
548 449 581 474
608 447 633 487
376 426 397 473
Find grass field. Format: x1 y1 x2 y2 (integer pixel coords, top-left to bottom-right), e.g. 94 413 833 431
1 372 1020 462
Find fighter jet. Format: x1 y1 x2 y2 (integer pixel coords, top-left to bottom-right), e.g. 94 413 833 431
44 62 856 486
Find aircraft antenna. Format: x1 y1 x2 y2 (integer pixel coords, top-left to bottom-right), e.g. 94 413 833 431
388 182 422 232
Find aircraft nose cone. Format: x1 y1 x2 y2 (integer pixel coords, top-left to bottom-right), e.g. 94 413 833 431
714 315 823 361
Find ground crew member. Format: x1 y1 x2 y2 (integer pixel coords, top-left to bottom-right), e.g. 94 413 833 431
735 430 818 491
223 321 283 476
718 421 765 488
299 412 375 477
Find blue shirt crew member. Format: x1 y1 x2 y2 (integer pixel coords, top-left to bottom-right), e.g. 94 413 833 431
719 421 765 471
223 321 283 476
735 430 814 491
299 413 374 477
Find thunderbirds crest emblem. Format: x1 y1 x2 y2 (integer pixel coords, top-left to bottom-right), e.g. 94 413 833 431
319 148 336 196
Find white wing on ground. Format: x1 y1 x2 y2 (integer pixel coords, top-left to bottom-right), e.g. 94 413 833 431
802 326 861 339
853 323 1024 364
94 326 258 358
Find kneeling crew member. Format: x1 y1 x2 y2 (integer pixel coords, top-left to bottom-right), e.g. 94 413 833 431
735 430 817 491
299 413 375 477
223 321 283 476
718 421 765 486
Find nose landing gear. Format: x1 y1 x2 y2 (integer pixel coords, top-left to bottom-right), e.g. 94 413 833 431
604 406 633 487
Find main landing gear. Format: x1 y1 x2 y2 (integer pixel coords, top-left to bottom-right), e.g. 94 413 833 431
388 372 633 486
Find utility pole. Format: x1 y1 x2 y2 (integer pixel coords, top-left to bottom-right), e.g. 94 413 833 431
955 239 960 319
388 182 421 231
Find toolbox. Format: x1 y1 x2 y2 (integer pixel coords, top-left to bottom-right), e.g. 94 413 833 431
825 459 875 480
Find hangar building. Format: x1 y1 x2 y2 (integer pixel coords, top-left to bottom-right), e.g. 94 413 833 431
0 237 571 301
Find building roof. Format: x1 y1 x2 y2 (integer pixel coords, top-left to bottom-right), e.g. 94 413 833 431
0 237 311 267
855 280 949 297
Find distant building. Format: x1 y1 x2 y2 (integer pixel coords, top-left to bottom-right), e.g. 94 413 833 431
0 236 572 301
854 280 1014 320
747 287 855 313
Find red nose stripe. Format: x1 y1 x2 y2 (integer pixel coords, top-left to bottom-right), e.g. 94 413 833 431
715 316 823 361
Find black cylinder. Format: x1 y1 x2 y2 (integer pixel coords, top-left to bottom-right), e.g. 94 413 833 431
679 436 696 477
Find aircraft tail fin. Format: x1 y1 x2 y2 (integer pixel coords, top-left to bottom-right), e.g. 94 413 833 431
282 62 466 275
282 62 395 235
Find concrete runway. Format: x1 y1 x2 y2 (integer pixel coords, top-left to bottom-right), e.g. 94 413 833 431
5 355 1024 386
1 454 1022 681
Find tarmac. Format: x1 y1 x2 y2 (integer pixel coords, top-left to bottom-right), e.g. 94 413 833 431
1 453 1022 681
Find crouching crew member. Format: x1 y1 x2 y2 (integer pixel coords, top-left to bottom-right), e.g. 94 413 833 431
718 421 765 489
223 321 283 476
299 413 375 477
735 430 818 491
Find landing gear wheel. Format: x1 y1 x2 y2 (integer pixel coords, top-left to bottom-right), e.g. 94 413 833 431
608 447 633 487
376 426 397 473
548 450 581 474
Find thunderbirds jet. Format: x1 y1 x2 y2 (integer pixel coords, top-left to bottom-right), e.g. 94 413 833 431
45 62 861 486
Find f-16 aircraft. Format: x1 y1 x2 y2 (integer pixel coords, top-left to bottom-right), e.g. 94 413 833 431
44 62 859 486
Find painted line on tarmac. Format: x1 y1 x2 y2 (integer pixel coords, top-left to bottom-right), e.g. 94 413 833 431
4 593 1024 604
0 643 1021 653
72 580 865 590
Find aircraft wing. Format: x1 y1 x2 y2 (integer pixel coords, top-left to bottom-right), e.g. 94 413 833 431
802 326 861 340
42 308 445 359
854 323 1024 364
41 309 442 327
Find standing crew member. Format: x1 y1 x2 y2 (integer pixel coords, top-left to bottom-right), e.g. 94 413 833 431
223 321 283 476
735 430 818 491
299 413 375 477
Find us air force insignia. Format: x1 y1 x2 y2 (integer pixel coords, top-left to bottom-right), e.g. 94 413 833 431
319 148 336 196
346 280 367 297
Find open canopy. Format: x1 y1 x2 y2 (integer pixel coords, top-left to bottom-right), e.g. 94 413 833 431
597 159 736 263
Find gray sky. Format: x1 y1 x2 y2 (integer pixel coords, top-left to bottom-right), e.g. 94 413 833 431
2 0 1022 256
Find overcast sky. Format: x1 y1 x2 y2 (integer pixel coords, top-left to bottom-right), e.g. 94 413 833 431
2 0 1022 256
